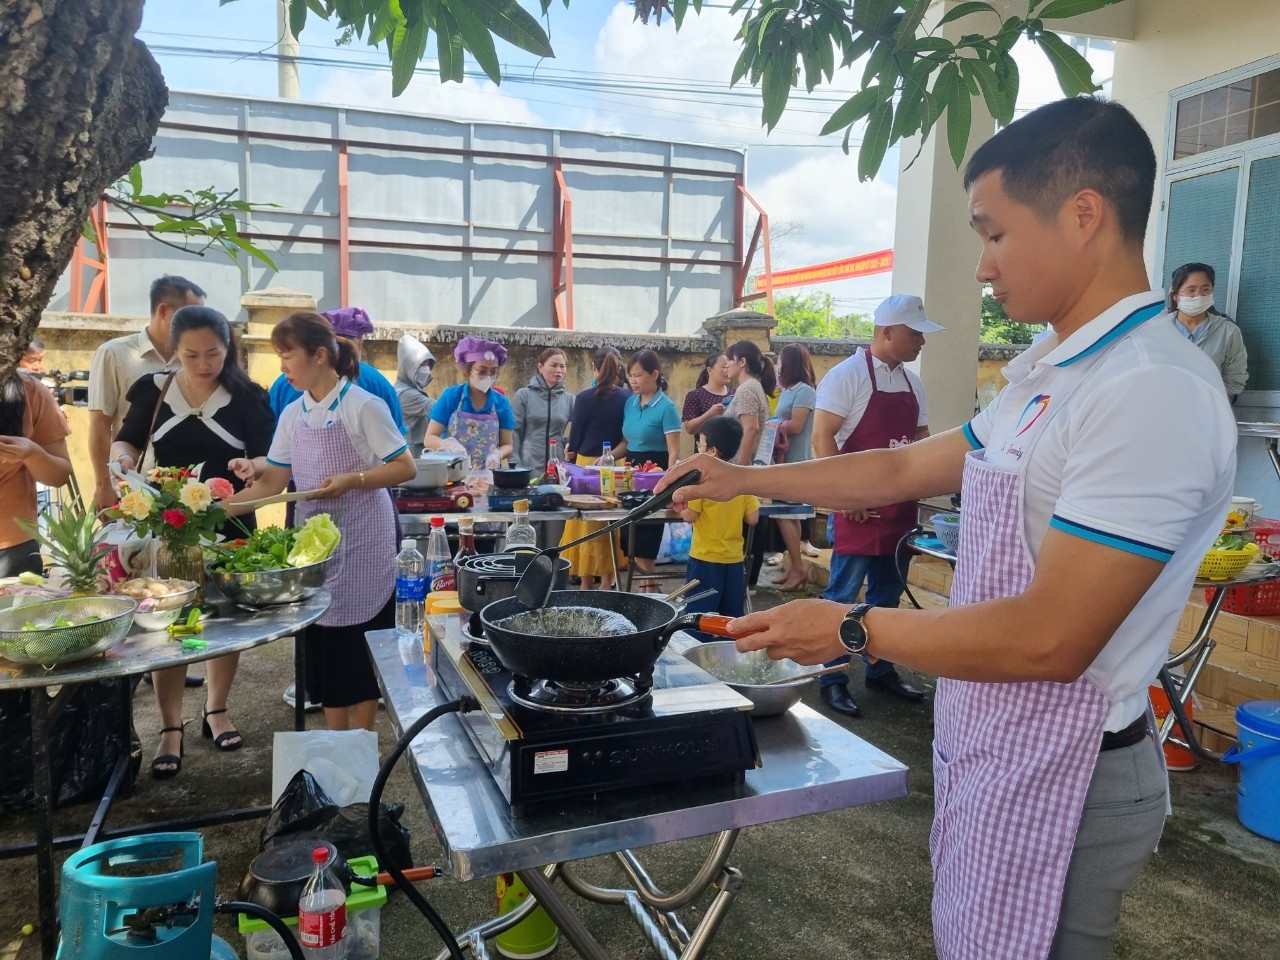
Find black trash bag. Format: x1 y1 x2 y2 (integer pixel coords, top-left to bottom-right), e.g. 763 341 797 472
0 679 141 812
260 770 413 870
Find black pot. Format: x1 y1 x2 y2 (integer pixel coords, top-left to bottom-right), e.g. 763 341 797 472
237 840 349 918
478 589 735 682
457 553 570 612
492 466 533 490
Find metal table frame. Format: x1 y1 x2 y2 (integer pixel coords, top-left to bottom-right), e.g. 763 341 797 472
0 589 330 960
368 624 907 960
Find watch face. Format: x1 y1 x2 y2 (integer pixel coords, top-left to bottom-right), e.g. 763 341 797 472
839 615 867 654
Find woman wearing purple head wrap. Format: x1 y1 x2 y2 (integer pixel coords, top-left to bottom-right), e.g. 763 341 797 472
423 336 514 471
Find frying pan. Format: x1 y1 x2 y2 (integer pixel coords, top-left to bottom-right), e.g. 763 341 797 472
478 589 736 682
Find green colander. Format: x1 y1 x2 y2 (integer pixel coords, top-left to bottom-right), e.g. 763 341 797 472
0 596 137 667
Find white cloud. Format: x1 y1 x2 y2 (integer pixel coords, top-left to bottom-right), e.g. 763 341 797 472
312 68 542 127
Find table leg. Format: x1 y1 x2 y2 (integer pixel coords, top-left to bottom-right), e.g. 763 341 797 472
293 633 306 732
516 867 610 960
30 688 58 960
742 525 755 614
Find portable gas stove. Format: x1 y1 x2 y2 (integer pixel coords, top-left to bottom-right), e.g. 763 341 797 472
393 484 473 513
431 614 760 814
487 484 566 512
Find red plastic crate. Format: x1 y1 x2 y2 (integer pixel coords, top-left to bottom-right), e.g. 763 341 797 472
1249 517 1280 554
1210 578 1280 616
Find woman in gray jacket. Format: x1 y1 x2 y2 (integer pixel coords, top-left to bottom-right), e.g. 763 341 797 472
512 347 572 477
1167 262 1248 402
395 334 436 455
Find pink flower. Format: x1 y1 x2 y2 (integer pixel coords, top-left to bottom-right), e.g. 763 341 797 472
162 509 188 529
208 477 235 500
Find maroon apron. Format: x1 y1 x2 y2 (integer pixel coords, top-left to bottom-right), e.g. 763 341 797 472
833 348 920 556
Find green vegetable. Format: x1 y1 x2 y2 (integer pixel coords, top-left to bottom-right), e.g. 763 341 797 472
287 514 341 567
1213 534 1249 551
210 526 299 573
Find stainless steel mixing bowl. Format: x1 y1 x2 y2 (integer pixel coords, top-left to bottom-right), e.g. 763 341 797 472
681 640 814 717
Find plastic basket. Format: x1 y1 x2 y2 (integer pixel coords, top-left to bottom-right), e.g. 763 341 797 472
1211 578 1280 616
930 514 961 554
1250 518 1280 554
1197 541 1260 581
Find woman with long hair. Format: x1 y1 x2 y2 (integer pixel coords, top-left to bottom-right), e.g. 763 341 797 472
560 347 629 589
0 371 72 577
724 341 778 590
621 349 682 590
112 305 276 778
512 347 573 476
226 312 415 733
772 343 819 590
681 351 733 450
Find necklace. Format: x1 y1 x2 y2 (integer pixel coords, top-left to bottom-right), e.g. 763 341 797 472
178 372 217 419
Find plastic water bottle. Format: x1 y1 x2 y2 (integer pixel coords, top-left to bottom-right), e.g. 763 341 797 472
598 442 616 497
298 847 348 958
398 630 431 707
394 539 425 641
425 515 455 592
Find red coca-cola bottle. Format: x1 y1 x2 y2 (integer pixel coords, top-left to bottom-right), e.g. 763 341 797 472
297 847 347 958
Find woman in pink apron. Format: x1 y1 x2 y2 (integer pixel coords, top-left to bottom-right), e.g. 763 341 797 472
227 312 415 732
421 336 515 474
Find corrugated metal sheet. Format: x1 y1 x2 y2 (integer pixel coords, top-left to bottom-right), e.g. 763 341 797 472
52 91 746 333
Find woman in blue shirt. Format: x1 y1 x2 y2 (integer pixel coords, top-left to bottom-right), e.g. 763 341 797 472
423 336 515 472
621 349 681 587
772 343 819 590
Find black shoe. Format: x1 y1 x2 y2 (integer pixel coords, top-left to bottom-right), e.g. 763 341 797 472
820 684 861 717
866 671 925 701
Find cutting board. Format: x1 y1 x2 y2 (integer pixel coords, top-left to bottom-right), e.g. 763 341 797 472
564 494 620 511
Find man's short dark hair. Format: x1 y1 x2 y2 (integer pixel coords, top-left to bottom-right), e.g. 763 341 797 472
963 96 1156 245
700 415 743 461
149 275 206 315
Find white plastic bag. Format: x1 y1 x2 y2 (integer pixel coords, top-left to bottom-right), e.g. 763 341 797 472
271 730 378 807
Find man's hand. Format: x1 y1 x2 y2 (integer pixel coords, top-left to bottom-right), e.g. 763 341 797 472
728 598 848 665
94 481 118 511
312 473 360 499
842 509 873 523
653 452 746 505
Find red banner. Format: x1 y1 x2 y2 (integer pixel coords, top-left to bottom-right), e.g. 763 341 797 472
749 249 894 292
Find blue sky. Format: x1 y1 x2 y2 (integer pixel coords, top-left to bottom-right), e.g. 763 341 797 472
139 2 1112 316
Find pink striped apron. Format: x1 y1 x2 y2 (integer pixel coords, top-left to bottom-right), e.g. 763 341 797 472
932 415 1110 957
291 418 396 628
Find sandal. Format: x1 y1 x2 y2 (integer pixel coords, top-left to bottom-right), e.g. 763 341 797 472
202 708 243 752
150 723 187 780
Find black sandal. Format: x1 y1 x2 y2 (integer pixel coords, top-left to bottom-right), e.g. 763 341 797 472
150 724 186 780
202 708 243 752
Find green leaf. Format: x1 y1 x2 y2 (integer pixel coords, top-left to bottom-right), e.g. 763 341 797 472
227 233 278 271
819 85 881 137
801 46 822 93
922 62 957 141
465 0 555 59
841 27 876 68
730 44 754 86
435 8 465 83
947 72 973 168
996 56 1020 122
936 1 999 28
760 54 794 132
673 0 689 28
289 0 308 38
391 20 428 96
127 164 143 197
446 0 501 83
1037 30 1100 97
858 98 893 183
960 58 1012 126
1038 0 1123 18
861 40 892 89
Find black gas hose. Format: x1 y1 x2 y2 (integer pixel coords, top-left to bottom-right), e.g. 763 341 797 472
368 696 478 960
218 900 304 960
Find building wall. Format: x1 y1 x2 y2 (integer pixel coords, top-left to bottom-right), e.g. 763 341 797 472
1113 0 1280 270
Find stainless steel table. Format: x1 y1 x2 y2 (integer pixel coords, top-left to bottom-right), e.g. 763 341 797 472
1236 421 1280 482
367 623 907 960
0 589 330 960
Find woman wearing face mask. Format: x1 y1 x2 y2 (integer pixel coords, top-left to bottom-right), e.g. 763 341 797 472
395 334 436 456
1165 262 1248 402
422 337 515 472
682 352 734 451
512 348 572 478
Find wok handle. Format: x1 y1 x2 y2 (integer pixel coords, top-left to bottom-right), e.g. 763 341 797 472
678 614 737 638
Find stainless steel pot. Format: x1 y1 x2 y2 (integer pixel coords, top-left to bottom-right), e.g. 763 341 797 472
404 452 468 490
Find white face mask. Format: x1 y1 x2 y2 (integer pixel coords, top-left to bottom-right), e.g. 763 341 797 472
1178 293 1214 316
415 363 434 389
470 374 496 393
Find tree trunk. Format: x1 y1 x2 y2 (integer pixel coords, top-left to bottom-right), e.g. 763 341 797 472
0 0 167 379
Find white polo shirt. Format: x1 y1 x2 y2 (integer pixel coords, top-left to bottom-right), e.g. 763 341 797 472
268 378 408 469
966 290 1236 731
815 347 929 448
88 328 178 435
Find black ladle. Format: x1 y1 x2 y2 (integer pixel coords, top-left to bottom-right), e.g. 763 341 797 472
515 470 702 609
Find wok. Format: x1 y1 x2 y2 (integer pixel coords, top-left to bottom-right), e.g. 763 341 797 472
479 589 735 682
457 553 570 612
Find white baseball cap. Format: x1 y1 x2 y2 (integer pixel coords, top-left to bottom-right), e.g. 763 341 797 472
874 294 944 333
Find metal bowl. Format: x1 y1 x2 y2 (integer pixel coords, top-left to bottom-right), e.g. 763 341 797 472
207 557 331 607
681 641 814 717
0 596 138 667
115 580 200 631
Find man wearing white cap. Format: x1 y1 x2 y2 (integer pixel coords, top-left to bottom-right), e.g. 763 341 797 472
809 294 943 717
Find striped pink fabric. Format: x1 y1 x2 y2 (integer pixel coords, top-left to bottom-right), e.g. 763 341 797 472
931 450 1109 960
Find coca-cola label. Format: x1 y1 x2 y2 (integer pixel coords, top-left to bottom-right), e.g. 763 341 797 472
299 901 345 947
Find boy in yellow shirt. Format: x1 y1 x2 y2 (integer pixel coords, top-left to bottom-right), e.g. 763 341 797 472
680 416 760 635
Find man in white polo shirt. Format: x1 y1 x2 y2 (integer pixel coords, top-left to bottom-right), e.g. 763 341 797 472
658 97 1234 959
811 294 939 718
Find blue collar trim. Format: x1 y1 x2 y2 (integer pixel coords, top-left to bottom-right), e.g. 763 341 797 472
1053 301 1165 368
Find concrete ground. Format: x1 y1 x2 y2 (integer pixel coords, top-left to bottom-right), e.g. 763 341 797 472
3 567 1278 959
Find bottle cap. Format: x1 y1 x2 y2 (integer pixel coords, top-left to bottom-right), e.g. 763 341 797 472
514 499 530 511
431 515 445 527
401 538 417 550
312 847 329 864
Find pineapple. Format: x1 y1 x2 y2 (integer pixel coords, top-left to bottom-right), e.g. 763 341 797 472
17 499 112 595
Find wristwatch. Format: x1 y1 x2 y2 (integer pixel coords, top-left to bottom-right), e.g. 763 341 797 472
838 603 874 656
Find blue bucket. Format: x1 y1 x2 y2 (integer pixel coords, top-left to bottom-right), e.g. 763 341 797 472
1222 701 1280 842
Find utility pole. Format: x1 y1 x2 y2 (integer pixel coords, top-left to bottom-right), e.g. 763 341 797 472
277 0 301 99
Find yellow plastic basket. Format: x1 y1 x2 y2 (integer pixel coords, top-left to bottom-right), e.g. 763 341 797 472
1197 541 1260 581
